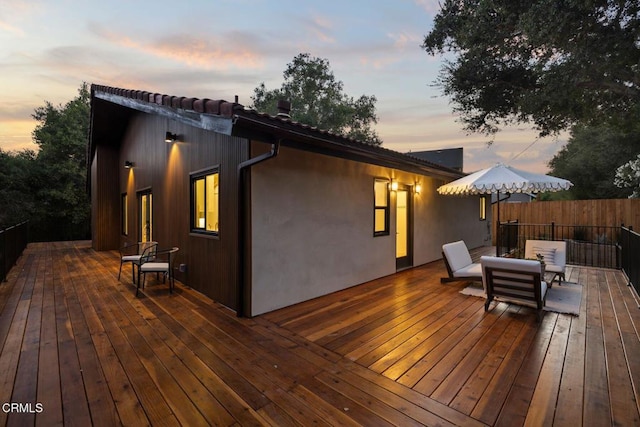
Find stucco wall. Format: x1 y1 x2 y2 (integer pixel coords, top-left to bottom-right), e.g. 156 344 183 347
249 146 489 316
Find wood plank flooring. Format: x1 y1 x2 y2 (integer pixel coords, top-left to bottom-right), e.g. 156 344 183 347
0 241 638 426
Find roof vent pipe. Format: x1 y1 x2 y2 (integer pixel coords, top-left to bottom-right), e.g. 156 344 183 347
276 100 291 119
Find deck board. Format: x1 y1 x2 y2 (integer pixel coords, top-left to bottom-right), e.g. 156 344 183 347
0 242 638 426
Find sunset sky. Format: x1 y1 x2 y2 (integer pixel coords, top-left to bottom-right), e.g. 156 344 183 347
0 0 568 173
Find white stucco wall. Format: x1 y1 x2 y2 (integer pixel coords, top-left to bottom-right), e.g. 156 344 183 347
249 146 489 316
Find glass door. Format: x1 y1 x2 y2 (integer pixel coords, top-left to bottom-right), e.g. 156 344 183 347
396 186 413 270
139 190 153 243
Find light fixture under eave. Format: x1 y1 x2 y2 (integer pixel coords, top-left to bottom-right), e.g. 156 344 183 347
390 180 399 192
165 131 178 143
124 160 134 169
415 183 422 195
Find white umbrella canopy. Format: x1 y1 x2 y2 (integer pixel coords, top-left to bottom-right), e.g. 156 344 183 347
437 163 573 256
437 163 573 196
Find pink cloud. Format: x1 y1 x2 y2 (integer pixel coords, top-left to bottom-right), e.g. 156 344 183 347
91 24 264 70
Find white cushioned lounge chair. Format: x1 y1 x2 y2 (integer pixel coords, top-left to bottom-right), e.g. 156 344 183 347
441 240 482 283
524 239 567 286
481 255 548 321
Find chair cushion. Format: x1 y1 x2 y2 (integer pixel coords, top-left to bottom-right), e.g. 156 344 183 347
453 262 482 278
122 255 142 262
140 262 169 273
442 241 473 272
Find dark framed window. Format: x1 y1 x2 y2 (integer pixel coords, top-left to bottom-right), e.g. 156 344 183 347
191 167 220 235
121 193 128 236
374 178 390 236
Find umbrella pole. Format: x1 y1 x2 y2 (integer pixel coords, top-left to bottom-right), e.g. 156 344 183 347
496 190 500 256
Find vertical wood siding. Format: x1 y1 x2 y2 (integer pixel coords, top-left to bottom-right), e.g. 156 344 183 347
95 112 247 310
91 145 120 251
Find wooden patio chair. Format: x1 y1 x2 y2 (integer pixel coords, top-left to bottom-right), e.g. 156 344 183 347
118 241 157 283
481 255 548 321
136 247 179 296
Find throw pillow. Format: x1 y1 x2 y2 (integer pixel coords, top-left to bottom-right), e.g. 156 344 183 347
532 246 556 266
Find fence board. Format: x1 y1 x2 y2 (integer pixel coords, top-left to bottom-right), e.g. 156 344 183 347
493 199 640 243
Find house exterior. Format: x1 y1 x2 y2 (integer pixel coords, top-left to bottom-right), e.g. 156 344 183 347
89 84 490 317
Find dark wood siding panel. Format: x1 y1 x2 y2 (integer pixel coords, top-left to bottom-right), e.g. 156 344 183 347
117 113 247 310
91 145 120 251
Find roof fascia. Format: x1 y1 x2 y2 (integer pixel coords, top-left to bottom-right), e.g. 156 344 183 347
94 91 233 135
232 114 463 180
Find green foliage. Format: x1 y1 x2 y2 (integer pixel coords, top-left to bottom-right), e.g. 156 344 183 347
252 53 382 145
614 154 640 198
0 149 38 228
0 83 91 240
547 125 640 199
423 0 640 137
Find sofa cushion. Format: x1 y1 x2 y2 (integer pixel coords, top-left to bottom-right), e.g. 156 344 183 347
453 262 483 278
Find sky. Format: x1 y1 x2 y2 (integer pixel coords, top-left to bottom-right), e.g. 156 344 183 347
0 0 568 174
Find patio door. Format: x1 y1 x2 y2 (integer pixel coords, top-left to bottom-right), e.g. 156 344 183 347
139 190 153 243
396 186 413 270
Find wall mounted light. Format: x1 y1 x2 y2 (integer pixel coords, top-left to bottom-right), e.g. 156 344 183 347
390 180 399 192
124 160 135 169
415 183 422 195
165 132 178 143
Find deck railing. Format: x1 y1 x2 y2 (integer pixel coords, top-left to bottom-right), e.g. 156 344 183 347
620 226 640 296
0 221 28 282
498 221 622 269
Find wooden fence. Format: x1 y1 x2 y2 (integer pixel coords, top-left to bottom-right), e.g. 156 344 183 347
492 198 640 243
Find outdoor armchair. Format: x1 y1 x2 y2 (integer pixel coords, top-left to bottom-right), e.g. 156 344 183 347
524 240 567 285
118 241 158 283
481 255 548 321
441 240 482 283
136 247 179 296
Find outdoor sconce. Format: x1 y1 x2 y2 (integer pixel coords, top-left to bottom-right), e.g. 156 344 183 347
415 183 422 195
165 132 178 143
390 180 399 192
124 160 135 169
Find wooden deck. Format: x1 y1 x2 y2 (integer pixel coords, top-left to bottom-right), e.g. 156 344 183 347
1 242 639 426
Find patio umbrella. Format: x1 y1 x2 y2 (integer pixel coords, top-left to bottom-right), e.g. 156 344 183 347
437 163 573 255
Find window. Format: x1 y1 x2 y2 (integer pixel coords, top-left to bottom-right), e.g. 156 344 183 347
480 196 487 221
374 179 390 236
121 193 128 235
191 167 219 234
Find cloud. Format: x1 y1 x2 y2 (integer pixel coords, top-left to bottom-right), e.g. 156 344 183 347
387 31 421 50
89 23 265 70
0 0 42 36
304 14 335 43
414 0 442 15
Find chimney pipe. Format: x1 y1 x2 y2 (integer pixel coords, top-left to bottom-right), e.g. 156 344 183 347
276 100 291 119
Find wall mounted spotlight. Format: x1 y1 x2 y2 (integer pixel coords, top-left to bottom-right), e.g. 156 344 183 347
415 183 422 194
165 132 178 143
390 180 399 192
124 160 135 169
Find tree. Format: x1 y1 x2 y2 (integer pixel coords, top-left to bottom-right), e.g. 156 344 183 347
0 148 38 228
546 125 639 199
423 0 640 137
252 53 382 145
29 83 91 240
614 154 640 198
